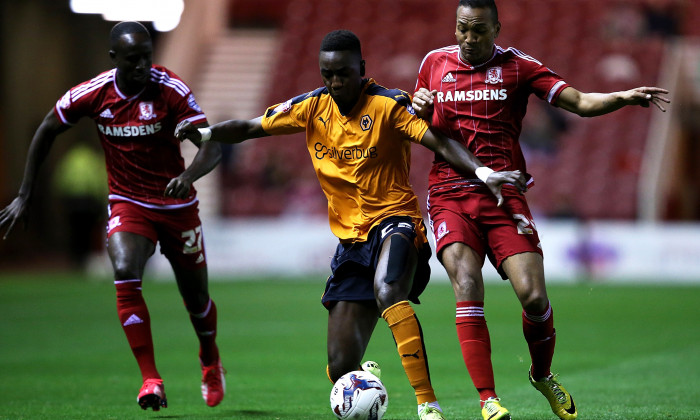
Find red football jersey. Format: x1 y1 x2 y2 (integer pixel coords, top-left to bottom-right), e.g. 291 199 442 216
415 45 569 188
54 65 207 208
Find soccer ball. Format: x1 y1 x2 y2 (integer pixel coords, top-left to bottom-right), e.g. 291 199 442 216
330 370 388 419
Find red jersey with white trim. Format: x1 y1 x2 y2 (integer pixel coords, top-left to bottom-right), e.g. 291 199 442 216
415 45 569 188
54 65 207 208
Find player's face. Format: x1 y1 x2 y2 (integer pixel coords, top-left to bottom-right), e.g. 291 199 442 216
110 32 153 94
319 50 364 113
455 5 500 66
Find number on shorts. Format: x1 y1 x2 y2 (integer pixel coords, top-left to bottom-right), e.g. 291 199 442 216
182 226 203 254
513 214 536 235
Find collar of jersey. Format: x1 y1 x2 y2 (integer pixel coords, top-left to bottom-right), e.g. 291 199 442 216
457 46 498 70
336 78 373 120
113 73 147 101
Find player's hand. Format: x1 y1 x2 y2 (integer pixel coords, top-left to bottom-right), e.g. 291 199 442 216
164 176 193 199
0 196 30 240
174 120 201 142
624 87 670 112
484 170 527 207
412 88 437 120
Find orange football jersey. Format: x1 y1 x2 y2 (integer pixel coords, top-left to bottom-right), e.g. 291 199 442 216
261 78 429 242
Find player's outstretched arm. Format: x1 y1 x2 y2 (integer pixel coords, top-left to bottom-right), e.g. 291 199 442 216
169 117 271 198
165 122 223 199
411 88 437 121
420 128 527 206
0 110 69 239
555 86 670 117
174 117 269 145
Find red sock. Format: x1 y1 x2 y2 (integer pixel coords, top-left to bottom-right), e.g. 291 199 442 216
456 301 496 404
115 279 159 381
522 301 556 380
188 298 220 366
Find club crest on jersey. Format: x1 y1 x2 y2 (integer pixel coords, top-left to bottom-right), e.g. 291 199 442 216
187 93 202 113
138 102 156 120
360 114 373 131
485 67 503 84
273 99 292 114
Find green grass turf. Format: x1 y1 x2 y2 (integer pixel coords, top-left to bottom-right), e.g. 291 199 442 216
1 272 699 419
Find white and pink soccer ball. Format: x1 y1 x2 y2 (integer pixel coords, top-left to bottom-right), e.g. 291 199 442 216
330 370 388 419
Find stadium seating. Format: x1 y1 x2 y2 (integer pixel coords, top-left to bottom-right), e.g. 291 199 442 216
222 0 677 219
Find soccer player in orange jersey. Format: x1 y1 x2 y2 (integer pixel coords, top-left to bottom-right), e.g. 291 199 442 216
0 21 225 411
412 1 670 419
176 29 525 420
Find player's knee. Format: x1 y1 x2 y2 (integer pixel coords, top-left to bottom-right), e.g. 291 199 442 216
450 273 482 298
375 235 416 309
185 296 213 316
442 255 483 298
374 286 399 312
111 260 141 280
520 289 548 312
382 234 415 284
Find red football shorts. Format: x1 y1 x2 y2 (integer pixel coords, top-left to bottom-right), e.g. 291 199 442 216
427 185 542 279
107 200 207 270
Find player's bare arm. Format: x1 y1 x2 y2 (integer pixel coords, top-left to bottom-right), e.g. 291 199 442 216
174 117 269 145
169 118 269 198
165 122 222 199
555 86 670 117
0 110 69 239
420 128 527 206
412 88 437 120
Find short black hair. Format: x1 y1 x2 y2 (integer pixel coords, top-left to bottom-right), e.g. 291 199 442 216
319 30 362 56
458 0 499 23
110 21 151 48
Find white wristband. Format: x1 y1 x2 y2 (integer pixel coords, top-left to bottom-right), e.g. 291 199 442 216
475 166 494 182
198 127 212 142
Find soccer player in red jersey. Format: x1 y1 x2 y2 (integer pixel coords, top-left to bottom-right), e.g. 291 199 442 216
412 1 670 420
176 30 525 420
0 21 226 411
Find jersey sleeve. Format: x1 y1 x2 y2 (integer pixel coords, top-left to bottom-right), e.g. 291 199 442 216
260 92 312 136
158 69 208 126
388 91 429 144
54 85 94 125
171 90 207 126
524 58 569 105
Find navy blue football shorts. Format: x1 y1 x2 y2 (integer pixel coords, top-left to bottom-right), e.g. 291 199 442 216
321 216 432 310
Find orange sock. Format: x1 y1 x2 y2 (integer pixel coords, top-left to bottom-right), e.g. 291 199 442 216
326 365 333 383
382 300 437 404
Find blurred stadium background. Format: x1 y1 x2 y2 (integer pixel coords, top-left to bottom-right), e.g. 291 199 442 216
1 0 700 283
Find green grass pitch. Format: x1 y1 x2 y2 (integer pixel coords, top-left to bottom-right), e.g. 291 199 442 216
1 272 699 419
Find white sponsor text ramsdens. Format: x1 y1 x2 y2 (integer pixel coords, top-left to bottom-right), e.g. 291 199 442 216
97 122 162 137
437 89 507 102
